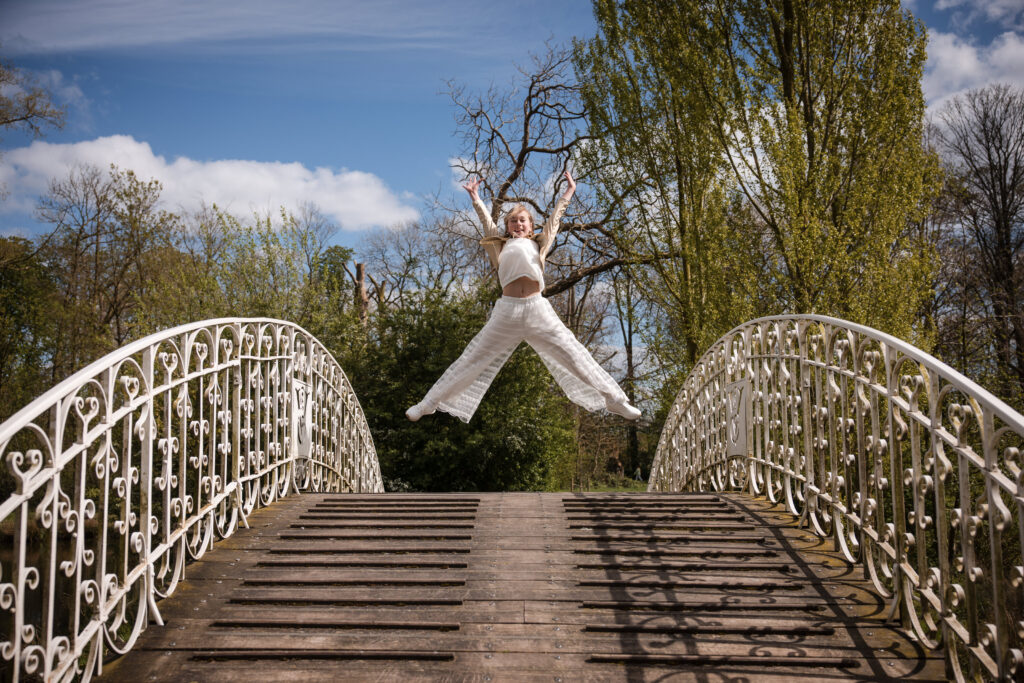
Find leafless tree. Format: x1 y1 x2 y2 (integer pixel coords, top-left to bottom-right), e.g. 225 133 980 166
936 84 1024 405
358 216 481 310
0 58 65 137
437 45 651 316
0 58 66 209
291 202 338 275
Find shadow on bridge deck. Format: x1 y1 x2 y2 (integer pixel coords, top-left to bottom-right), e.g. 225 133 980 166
102 492 946 682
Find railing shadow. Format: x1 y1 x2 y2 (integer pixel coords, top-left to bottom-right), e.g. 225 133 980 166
570 492 944 682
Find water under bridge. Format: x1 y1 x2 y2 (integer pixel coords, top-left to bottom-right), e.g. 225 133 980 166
1 316 1021 681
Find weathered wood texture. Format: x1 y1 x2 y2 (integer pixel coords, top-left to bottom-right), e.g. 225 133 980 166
102 492 946 682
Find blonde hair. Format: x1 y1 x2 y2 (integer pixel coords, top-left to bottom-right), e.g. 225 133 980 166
503 204 535 235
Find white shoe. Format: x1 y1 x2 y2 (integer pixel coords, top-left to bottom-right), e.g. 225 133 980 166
405 402 433 422
606 398 641 420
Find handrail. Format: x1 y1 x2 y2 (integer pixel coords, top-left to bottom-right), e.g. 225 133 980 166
649 314 1023 681
0 318 382 682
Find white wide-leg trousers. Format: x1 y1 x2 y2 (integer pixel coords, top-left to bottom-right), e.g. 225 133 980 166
417 295 629 423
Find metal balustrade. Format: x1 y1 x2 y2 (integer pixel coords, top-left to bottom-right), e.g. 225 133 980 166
649 314 1024 682
0 318 382 682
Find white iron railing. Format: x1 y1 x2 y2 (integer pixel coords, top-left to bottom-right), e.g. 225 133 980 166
649 315 1023 682
0 318 382 682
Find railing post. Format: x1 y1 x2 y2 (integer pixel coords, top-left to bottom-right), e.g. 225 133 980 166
883 342 907 628
798 323 815 530
140 343 163 630
981 408 1011 680
231 322 246 527
851 330 869 576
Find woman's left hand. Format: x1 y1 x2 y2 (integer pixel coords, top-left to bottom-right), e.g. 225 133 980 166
562 169 576 200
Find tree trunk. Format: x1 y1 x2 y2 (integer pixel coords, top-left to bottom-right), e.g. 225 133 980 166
355 262 369 326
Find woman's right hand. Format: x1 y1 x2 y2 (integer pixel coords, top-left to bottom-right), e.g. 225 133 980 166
462 177 482 201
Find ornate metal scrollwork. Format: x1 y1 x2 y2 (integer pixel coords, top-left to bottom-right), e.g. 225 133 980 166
649 315 1024 682
0 318 382 682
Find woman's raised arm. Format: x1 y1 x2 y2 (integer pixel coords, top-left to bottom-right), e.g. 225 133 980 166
463 177 482 203
561 170 576 201
464 176 501 270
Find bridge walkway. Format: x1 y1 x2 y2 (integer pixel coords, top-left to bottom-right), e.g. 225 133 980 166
103 492 946 681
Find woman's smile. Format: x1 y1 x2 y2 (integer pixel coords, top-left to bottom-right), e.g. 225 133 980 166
506 211 533 238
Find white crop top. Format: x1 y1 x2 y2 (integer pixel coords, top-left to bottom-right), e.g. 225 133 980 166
497 238 545 289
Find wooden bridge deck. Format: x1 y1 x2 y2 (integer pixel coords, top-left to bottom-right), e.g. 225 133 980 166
103 492 946 682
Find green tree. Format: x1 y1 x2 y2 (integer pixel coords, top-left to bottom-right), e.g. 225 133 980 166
133 202 344 336
131 204 233 332
575 0 757 383
578 0 940 350
0 237 58 419
706 0 939 338
347 287 575 492
35 164 177 382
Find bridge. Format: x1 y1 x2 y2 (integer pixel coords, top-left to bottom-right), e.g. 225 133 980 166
1 316 1021 681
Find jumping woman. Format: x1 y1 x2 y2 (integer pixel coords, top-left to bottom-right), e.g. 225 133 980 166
406 170 641 423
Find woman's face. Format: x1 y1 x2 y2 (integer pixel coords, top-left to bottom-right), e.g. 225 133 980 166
506 210 533 238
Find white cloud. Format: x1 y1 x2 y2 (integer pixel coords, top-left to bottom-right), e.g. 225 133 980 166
0 135 419 230
988 30 1024 72
931 0 1022 29
924 30 1024 109
962 0 1022 29
31 69 87 109
0 0 495 54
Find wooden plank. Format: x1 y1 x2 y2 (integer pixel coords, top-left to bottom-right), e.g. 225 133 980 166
204 603 530 624
103 649 937 682
102 491 946 682
133 629 934 662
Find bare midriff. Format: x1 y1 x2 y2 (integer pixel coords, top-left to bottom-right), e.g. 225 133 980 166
502 276 542 298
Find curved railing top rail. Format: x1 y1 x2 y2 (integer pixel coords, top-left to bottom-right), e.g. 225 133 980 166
0 317 319 444
650 314 1023 682
1 317 382 682
669 313 1024 434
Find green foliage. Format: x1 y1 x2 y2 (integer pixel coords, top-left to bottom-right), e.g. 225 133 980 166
134 205 346 334
703 0 940 341
29 164 178 381
576 0 750 370
0 238 58 420
576 0 942 413
342 287 576 492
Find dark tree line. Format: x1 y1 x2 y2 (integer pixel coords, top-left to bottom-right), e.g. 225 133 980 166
930 84 1024 410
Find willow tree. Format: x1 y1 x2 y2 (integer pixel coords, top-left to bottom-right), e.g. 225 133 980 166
578 0 940 346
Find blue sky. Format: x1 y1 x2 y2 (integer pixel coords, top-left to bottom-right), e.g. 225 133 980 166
1 0 1022 247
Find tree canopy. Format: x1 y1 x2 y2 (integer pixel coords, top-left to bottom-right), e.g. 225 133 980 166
576 0 940 361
